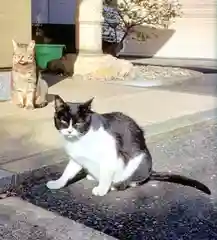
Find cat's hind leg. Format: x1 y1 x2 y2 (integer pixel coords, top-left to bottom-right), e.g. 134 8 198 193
35 96 48 108
46 160 82 190
111 180 131 191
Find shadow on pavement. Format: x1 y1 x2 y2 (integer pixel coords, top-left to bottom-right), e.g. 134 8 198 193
10 163 217 240
4 123 217 239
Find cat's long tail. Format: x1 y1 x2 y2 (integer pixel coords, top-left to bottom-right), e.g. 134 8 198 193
133 171 211 195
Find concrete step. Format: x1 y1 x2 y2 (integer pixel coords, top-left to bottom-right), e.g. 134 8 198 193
0 197 117 240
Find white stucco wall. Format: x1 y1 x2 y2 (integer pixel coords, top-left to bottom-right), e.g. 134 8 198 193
31 0 216 59
121 0 216 59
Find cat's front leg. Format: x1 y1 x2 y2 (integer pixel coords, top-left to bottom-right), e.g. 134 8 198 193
92 168 114 196
25 90 35 109
16 91 25 108
86 174 95 180
46 160 82 190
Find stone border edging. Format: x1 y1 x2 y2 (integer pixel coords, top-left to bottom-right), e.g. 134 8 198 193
145 108 217 143
121 56 217 71
0 197 117 240
103 74 202 87
102 64 203 88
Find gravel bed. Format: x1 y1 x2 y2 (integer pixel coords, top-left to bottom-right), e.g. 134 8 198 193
133 65 202 81
76 64 203 84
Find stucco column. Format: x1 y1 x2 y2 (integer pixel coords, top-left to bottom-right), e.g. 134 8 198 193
74 0 103 74
76 0 103 55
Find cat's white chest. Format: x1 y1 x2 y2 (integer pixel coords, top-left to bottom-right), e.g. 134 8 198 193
63 126 118 177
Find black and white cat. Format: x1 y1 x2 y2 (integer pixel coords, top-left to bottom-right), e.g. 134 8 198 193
46 95 211 196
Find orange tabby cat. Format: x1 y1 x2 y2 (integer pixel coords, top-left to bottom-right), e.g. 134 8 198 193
12 39 48 109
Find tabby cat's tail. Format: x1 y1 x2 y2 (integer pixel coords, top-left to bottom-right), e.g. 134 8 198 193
132 171 211 195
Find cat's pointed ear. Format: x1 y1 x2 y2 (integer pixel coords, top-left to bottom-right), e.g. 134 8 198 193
54 95 66 111
12 39 18 50
79 97 94 112
27 40 35 51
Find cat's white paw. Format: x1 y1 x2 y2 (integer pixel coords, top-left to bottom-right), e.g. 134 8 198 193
17 103 25 108
111 186 117 191
25 103 34 110
46 180 65 190
86 174 95 181
92 186 108 196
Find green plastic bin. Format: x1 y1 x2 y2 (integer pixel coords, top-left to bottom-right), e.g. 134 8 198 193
35 44 65 69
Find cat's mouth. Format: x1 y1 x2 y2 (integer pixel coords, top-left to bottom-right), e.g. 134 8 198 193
60 130 81 140
65 134 81 141
19 61 28 65
67 134 76 139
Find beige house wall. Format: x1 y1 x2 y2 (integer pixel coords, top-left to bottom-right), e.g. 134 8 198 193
0 0 31 68
0 0 215 69
121 0 216 59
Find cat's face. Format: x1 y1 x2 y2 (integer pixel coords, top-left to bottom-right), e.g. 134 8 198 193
12 40 35 65
54 95 94 139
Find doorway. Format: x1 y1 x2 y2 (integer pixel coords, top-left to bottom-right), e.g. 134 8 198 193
31 0 76 53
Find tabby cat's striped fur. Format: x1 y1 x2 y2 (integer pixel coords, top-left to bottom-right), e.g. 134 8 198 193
12 40 48 109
